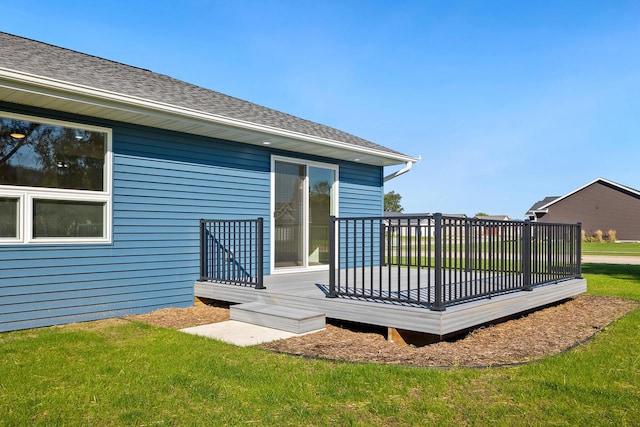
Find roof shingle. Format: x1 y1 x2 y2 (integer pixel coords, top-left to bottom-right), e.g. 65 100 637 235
0 32 404 157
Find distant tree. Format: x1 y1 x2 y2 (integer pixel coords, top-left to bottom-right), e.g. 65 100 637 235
475 212 489 217
384 191 404 212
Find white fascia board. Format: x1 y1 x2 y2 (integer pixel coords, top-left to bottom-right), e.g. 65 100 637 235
0 68 418 165
595 177 640 197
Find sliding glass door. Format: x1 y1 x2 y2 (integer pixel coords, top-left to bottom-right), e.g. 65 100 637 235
274 161 305 268
273 158 337 270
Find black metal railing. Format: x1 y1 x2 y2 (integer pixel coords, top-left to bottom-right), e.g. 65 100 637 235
328 214 581 310
200 218 264 289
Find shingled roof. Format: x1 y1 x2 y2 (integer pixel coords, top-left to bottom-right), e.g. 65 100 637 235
0 32 414 165
525 196 560 218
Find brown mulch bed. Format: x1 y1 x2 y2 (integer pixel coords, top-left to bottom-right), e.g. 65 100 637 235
125 295 638 367
125 301 231 329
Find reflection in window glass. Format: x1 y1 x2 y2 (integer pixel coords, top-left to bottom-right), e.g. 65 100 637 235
0 197 18 238
308 166 334 265
274 161 305 268
0 117 106 191
33 199 104 238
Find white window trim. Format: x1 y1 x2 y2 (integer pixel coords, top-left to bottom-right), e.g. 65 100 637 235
270 155 339 274
0 191 24 243
0 112 112 244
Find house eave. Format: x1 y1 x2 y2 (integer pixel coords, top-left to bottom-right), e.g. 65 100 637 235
0 68 416 167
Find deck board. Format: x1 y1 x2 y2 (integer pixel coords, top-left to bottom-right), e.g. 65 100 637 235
195 269 586 336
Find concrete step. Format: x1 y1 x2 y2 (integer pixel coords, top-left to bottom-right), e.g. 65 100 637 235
230 302 325 334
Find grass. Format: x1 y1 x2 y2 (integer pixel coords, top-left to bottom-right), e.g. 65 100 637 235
387 240 640 267
1 265 639 425
393 238 640 258
582 241 640 256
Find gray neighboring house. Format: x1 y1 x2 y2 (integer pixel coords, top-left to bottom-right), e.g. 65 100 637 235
383 211 434 238
383 212 469 239
525 197 561 220
474 214 511 221
525 178 640 241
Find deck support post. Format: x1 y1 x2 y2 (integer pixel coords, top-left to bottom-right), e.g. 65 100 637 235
431 213 445 311
388 327 441 346
327 215 338 298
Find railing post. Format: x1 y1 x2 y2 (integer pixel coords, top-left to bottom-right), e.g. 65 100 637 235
576 222 582 278
547 225 553 277
255 217 265 289
465 220 471 273
199 219 206 281
327 215 338 298
522 220 532 291
431 213 445 311
380 221 387 266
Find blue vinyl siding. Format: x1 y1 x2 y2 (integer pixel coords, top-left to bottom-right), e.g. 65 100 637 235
339 161 384 217
0 103 385 331
334 161 384 268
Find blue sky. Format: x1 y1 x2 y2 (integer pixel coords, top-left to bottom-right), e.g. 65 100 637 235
2 1 640 218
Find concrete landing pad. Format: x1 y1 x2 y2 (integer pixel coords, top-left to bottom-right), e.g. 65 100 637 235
181 320 323 346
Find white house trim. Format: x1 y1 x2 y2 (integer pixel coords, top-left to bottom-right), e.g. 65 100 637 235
0 68 418 167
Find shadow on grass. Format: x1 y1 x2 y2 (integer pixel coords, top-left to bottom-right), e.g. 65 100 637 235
582 263 640 281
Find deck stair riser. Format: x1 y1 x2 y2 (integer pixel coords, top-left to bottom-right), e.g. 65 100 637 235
230 302 325 334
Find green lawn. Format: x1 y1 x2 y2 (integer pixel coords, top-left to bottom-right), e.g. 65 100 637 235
582 241 640 256
393 239 640 257
1 265 639 425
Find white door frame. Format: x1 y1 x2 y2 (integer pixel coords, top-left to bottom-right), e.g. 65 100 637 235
270 155 339 274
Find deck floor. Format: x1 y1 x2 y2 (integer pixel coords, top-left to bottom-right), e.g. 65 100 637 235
194 269 587 336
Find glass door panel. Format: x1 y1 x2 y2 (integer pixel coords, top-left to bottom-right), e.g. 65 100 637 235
274 161 305 268
308 166 335 266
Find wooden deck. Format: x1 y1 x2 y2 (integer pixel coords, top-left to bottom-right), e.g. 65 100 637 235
194 270 587 337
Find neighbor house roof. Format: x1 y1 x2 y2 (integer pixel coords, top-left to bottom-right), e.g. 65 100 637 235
525 196 560 218
525 178 640 218
0 32 417 166
474 214 511 221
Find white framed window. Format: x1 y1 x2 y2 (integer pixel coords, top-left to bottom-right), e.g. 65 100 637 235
0 111 112 244
0 193 23 242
